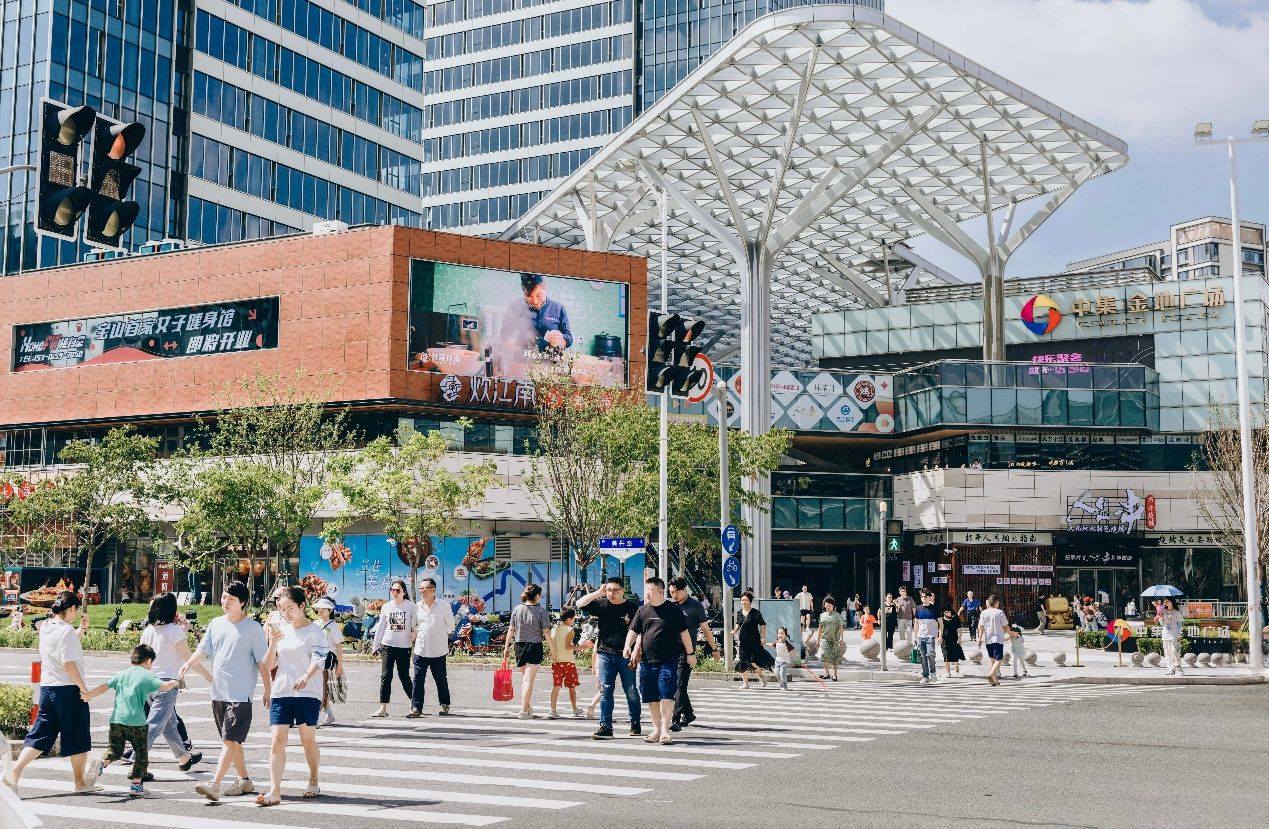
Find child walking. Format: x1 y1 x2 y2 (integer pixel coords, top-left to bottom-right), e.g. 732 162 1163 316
859 606 877 640
83 644 180 796
1008 624 1029 678
548 608 585 718
773 628 797 690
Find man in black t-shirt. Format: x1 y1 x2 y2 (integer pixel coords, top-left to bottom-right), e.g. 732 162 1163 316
576 577 641 739
625 577 694 745
668 576 716 732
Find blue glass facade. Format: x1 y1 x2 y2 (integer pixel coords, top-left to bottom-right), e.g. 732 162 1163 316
637 0 883 109
1 0 181 273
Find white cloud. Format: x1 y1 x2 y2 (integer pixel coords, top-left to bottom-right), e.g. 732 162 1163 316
886 0 1269 146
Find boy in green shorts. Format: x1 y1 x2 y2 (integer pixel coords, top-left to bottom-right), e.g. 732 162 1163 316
82 643 180 796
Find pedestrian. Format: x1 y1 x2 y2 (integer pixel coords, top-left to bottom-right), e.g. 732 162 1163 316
894 586 916 642
576 577 641 739
883 593 897 649
795 585 814 631
1160 597 1184 676
371 579 416 718
182 581 270 802
1008 624 1029 679
257 585 328 806
940 607 963 677
1035 598 1048 635
625 577 694 745
843 594 857 629
811 595 844 681
408 577 454 718
547 607 584 719
669 577 717 732
732 591 775 688
959 590 981 642
313 598 344 726
914 588 940 684
504 583 553 719
859 605 877 640
772 628 797 689
139 592 206 774
1125 598 1138 618
82 644 181 796
976 595 1007 686
6 591 97 793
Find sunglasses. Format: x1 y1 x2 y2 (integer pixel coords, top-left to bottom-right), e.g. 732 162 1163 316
391 587 403 593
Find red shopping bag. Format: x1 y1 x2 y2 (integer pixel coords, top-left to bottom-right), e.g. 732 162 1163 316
493 657 514 702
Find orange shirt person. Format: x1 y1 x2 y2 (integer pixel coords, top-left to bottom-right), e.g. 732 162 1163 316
859 607 877 640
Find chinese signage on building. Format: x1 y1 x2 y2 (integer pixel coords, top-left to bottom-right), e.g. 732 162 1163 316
1057 550 1139 567
12 297 279 372
1150 532 1226 547
1064 488 1155 534
1068 286 1225 330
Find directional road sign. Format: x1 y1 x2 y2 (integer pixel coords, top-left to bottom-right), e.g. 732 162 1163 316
722 555 741 588
721 524 740 556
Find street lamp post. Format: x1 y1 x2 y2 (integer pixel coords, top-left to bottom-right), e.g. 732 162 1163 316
1195 120 1268 671
879 500 888 672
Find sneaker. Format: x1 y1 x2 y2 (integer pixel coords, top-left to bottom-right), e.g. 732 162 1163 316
628 724 641 737
322 710 337 727
1167 670 1176 676
571 707 584 719
439 705 452 716
129 783 147 797
179 751 203 772
195 782 222 802
371 708 390 718
668 723 682 732
681 713 696 727
920 677 929 684
518 709 534 720
592 726 614 740
406 709 424 719
546 710 560 719
223 778 255 797
121 749 134 763
84 759 104 788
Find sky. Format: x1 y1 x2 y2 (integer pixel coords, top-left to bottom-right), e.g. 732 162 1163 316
882 0 1269 280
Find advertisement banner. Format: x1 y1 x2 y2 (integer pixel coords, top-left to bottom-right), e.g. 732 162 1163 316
407 259 628 389
155 562 175 595
13 297 279 372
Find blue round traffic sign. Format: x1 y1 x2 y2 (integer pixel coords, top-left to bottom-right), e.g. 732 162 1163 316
722 556 741 588
721 524 740 556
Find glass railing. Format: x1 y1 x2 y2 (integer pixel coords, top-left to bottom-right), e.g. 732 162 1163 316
893 360 1160 431
772 497 889 531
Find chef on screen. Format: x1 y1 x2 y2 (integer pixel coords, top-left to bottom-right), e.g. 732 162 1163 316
501 273 574 356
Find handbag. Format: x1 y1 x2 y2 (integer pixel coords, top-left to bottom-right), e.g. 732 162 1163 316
493 655 514 702
327 673 347 704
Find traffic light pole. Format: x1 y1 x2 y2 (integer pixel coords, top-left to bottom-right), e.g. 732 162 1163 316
717 379 734 673
879 500 888 672
657 189 669 584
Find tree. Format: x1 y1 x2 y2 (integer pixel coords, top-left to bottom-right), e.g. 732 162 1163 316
526 374 652 579
1192 402 1269 597
325 426 499 590
171 370 354 595
7 427 158 593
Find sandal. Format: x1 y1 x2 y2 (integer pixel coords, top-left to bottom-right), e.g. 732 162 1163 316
659 735 674 745
643 733 660 743
302 784 320 799
255 793 282 807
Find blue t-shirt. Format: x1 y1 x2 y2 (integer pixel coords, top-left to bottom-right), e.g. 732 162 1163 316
961 598 981 613
197 615 268 703
914 605 941 639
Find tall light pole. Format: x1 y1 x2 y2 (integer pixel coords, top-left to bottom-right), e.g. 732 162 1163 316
658 188 670 583
1195 120 1268 671
878 499 888 672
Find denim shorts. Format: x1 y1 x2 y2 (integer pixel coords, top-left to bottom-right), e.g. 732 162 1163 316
638 662 678 703
269 696 321 728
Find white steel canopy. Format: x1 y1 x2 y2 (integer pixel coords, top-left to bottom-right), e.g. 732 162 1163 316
500 4 1127 594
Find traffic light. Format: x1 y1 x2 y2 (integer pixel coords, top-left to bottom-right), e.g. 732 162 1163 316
36 100 96 240
645 311 706 395
85 114 145 248
885 518 904 553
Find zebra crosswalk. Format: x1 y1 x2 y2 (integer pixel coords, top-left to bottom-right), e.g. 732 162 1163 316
9 678 1160 828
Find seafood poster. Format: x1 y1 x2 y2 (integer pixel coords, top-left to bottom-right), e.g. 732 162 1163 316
299 534 645 613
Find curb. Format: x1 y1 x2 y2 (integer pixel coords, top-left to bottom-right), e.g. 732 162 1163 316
1046 673 1266 686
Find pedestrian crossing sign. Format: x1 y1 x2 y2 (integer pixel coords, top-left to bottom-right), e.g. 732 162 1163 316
886 536 902 552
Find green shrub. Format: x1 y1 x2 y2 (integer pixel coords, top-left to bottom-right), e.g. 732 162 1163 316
0 627 38 649
0 683 31 740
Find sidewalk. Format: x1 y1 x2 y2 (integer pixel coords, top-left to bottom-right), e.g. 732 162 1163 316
790 626 1267 686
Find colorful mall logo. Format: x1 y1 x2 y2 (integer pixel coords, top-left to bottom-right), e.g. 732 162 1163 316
1021 294 1062 335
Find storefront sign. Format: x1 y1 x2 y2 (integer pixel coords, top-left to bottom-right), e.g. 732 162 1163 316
913 567 923 589
1069 286 1225 330
155 562 175 595
12 297 280 372
995 577 1053 586
1057 551 1138 567
901 561 911 582
1151 532 1225 547
437 374 541 410
953 531 1052 546
931 576 948 584
1064 488 1148 534
1009 564 1054 572
963 564 1001 575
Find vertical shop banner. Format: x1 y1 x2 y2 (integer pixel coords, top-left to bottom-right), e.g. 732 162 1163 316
154 562 175 595
13 297 280 371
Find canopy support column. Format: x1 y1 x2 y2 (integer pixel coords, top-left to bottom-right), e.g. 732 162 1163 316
739 241 773 598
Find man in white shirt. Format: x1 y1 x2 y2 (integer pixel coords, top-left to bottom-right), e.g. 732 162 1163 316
976 595 1008 687
408 577 456 717
795 586 814 630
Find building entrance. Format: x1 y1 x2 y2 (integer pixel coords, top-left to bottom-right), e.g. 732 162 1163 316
1056 568 1138 618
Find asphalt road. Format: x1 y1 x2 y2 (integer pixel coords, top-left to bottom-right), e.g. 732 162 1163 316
3 651 1266 828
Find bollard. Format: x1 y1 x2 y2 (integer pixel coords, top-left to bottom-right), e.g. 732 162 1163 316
29 659 41 726
1074 634 1082 668
1116 633 1123 668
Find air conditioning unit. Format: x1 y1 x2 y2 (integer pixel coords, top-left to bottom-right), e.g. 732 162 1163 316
312 220 349 236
